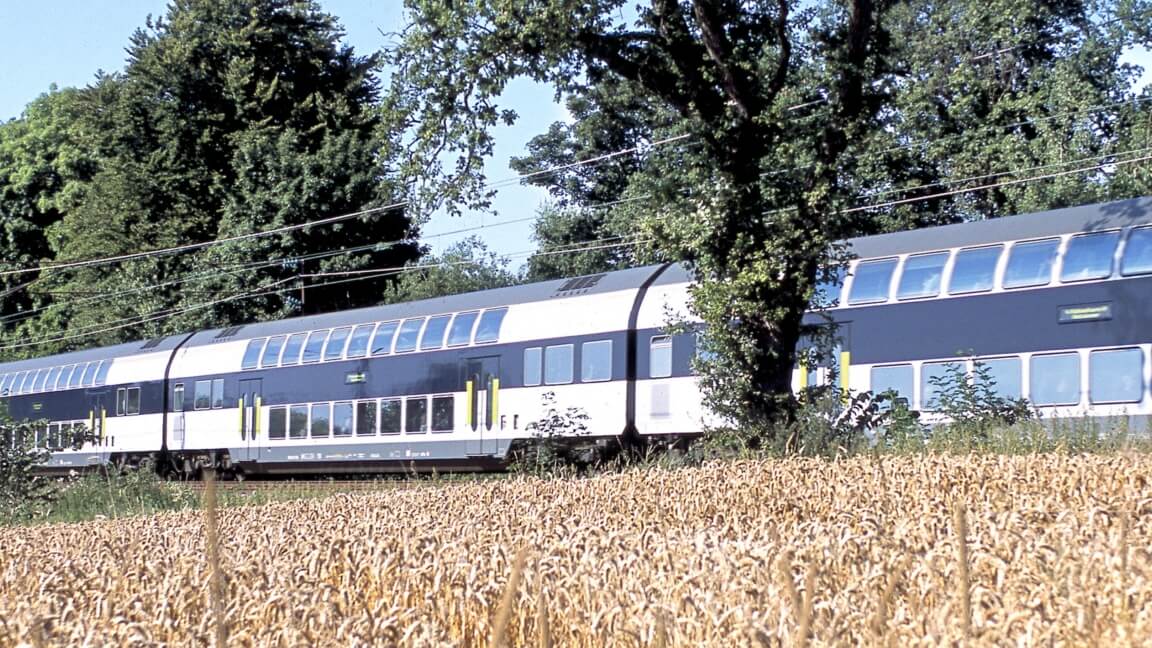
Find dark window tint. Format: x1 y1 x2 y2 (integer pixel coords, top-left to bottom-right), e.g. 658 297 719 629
545 344 575 385
211 379 224 409
421 315 452 350
949 246 1002 294
979 357 1022 400
94 360 111 386
268 407 287 440
1030 353 1080 406
871 364 913 407
302 330 328 363
1004 239 1058 289
346 324 374 358
44 367 62 392
897 252 948 300
1090 348 1143 404
474 308 508 343
116 388 126 416
447 312 479 346
650 336 673 378
241 339 265 370
1122 226 1152 276
289 405 308 439
581 340 613 382
194 380 212 410
81 362 99 387
523 347 542 386
356 400 377 436
280 333 307 365
310 403 331 438
405 397 428 433
847 259 897 305
324 327 352 361
261 336 285 368
394 318 425 353
125 388 141 415
380 399 402 434
1061 231 1119 282
432 396 454 432
333 402 353 437
921 361 963 410
371 321 398 355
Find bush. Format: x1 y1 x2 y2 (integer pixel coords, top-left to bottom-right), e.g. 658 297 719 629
0 406 56 524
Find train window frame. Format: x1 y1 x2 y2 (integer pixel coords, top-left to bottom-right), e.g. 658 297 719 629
1121 226 1152 276
870 364 914 408
324 327 353 361
581 340 613 382
194 380 212 410
896 251 949 300
1003 238 1059 289
268 406 287 440
544 344 575 385
948 245 1003 295
405 396 428 433
332 401 354 438
94 360 111 386
371 321 399 356
474 308 508 344
1089 348 1143 404
211 379 225 409
523 347 543 386
280 333 307 366
431 395 454 433
241 338 265 370
447 311 480 347
380 399 402 435
421 314 452 351
847 258 898 305
345 324 375 359
1060 231 1120 283
289 405 309 439
1029 352 1081 406
920 360 964 411
301 330 329 364
261 335 286 368
394 318 425 354
355 400 378 436
310 403 332 438
124 387 141 416
977 357 1022 400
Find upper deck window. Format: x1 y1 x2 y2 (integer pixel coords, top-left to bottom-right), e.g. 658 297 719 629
1121 226 1152 276
420 315 451 350
261 336 285 368
948 245 1001 294
474 308 508 343
847 259 897 305
324 327 352 361
94 360 111 386
345 324 375 359
241 338 265 370
33 369 50 392
447 312 479 347
44 367 62 391
0 373 13 395
394 318 425 353
897 252 948 300
1003 239 1059 289
68 364 85 389
1061 231 1119 282
813 267 845 309
371 321 399 355
280 333 307 365
56 366 74 390
301 330 328 364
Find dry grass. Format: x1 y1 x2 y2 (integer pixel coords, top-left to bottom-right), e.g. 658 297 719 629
1 454 1151 645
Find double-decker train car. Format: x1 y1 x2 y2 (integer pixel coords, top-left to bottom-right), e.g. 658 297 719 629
2 195 1152 475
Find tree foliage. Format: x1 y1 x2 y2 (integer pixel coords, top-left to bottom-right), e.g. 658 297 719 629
381 236 519 304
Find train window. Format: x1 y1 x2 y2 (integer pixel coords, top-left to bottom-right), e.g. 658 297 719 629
948 245 1002 294
68 364 85 389
268 407 287 440
289 405 308 439
56 366 75 390
1004 239 1059 289
405 396 428 433
355 400 377 436
978 357 1022 399
371 321 399 356
241 338 265 370
81 362 99 387
1061 231 1119 282
310 403 331 438
431 396 454 432
581 340 613 382
324 327 352 361
544 344 575 385
847 258 897 305
394 318 425 353
211 379 225 409
1090 348 1143 404
194 380 212 410
173 384 185 412
261 336 286 368
920 361 963 410
16 371 32 394
897 252 949 300
1030 353 1081 406
474 308 508 344
813 267 845 308
0 373 12 396
1121 226 1152 276
301 330 329 363
523 347 543 386
94 360 111 386
116 388 126 416
345 324 375 359
333 402 354 437
870 364 913 407
448 311 479 346
280 333 307 365
47 424 59 450
421 315 452 350
33 369 49 392
125 388 141 416
44 367 62 392
380 399 402 434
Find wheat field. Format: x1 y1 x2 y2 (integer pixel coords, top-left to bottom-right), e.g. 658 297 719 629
1 454 1150 646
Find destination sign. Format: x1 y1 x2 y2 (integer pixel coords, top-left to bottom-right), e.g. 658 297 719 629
1058 303 1113 323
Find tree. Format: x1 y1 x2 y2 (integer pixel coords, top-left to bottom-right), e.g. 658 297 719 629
382 236 518 303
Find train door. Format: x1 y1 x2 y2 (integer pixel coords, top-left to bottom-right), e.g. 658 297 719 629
88 393 107 460
239 379 263 462
462 356 500 456
172 383 187 450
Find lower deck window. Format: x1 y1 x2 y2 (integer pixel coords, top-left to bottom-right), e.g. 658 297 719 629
333 402 353 437
581 340 613 382
871 364 913 407
268 407 287 440
356 400 377 436
978 357 1022 400
405 396 427 433
544 344 574 385
1030 353 1081 406
920 361 962 410
1090 348 1143 404
431 395 453 432
311 404 331 438
381 399 402 434
289 405 308 439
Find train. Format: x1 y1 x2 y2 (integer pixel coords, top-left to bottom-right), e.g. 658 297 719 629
1 195 1151 476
